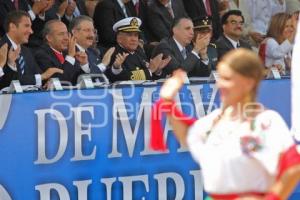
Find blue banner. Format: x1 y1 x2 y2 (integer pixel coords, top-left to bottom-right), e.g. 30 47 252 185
0 79 298 200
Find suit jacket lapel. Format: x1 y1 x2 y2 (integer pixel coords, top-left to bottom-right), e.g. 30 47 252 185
45 44 63 67
113 0 127 17
222 35 235 49
170 38 184 62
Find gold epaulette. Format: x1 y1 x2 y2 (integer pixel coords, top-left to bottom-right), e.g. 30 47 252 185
209 43 217 48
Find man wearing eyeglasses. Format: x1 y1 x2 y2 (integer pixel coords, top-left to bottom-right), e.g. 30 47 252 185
215 9 252 59
69 15 116 81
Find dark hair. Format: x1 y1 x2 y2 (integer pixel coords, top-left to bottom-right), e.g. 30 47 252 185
4 10 30 32
42 19 62 40
221 10 244 25
170 17 192 35
69 15 93 32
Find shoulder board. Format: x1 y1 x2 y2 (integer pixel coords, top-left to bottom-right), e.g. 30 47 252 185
209 43 217 48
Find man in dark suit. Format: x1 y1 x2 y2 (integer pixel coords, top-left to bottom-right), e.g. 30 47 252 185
93 0 136 48
106 17 170 82
0 0 57 50
0 11 62 89
58 0 88 27
34 19 82 85
146 0 187 42
215 10 252 59
69 16 116 82
183 0 221 41
152 17 217 78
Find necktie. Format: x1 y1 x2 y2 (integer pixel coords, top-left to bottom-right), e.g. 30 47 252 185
18 55 25 74
135 1 140 16
122 4 128 17
166 4 174 18
54 51 65 64
181 48 187 59
14 0 19 10
205 0 212 16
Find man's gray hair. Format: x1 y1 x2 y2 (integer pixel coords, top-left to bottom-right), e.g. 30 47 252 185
42 19 62 40
69 15 94 31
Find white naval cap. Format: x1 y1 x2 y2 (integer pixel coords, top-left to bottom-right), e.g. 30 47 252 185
113 17 142 32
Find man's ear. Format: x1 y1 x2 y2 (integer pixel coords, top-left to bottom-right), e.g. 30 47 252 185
45 34 51 43
8 23 16 32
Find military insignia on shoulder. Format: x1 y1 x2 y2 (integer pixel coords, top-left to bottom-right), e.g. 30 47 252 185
131 67 146 80
209 43 217 48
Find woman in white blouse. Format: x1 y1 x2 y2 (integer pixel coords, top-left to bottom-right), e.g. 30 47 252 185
259 12 295 75
155 49 299 200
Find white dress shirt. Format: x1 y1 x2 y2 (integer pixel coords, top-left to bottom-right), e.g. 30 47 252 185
265 37 293 72
6 35 42 86
187 108 293 194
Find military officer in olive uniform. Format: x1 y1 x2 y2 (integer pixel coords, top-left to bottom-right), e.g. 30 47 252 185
188 16 218 77
105 17 170 82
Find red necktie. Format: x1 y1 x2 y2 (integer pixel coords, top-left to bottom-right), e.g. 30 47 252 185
54 51 65 64
135 1 140 16
205 0 212 16
166 4 174 18
14 0 19 10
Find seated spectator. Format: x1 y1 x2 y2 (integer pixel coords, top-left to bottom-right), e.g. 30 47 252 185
189 16 218 77
106 17 170 82
146 0 187 42
0 11 62 90
93 0 136 48
34 19 82 85
69 16 116 82
0 0 57 50
152 17 217 78
259 13 295 75
60 0 88 27
215 10 252 59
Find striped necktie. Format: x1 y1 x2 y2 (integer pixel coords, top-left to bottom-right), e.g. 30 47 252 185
18 55 25 74
205 0 212 16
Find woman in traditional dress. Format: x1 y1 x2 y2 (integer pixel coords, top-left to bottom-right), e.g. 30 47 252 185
151 48 300 200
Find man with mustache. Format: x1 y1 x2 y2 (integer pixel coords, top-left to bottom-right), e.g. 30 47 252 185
0 11 62 90
34 19 83 85
69 15 116 82
215 10 252 59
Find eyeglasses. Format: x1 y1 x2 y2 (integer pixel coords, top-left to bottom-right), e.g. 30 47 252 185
228 20 244 26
